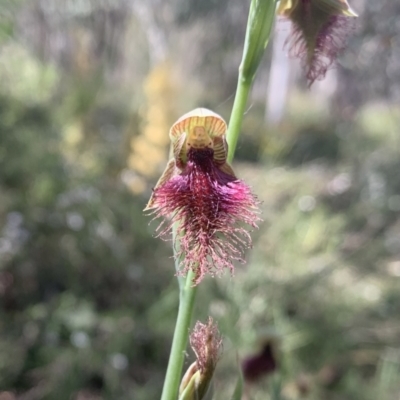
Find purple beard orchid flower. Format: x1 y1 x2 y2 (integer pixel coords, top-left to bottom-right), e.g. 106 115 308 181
278 0 358 85
145 108 260 285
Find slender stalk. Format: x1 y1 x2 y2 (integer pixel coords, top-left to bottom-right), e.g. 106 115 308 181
160 2 277 399
161 269 197 400
227 0 277 162
172 223 184 291
226 77 252 163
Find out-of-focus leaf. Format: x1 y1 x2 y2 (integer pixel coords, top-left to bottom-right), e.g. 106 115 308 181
231 362 244 400
270 375 283 400
376 349 400 400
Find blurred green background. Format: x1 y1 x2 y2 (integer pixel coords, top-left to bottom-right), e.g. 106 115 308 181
1 1 400 399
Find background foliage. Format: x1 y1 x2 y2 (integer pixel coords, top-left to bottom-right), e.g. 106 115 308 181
1 1 400 399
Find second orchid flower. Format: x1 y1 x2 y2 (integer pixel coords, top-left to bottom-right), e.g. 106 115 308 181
278 0 358 85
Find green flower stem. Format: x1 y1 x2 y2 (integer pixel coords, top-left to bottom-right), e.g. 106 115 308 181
161 268 197 400
160 2 277 399
172 223 184 291
227 0 277 162
226 79 252 163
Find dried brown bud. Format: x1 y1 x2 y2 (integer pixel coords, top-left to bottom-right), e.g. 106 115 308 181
190 317 222 373
179 318 223 399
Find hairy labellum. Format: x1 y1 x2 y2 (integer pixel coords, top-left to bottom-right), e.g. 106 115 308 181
278 0 357 85
151 147 259 284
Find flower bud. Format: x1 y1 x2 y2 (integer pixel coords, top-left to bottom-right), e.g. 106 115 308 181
179 318 222 400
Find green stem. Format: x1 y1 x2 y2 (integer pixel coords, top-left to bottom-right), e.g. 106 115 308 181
172 223 184 291
226 76 252 163
227 0 276 162
161 269 198 400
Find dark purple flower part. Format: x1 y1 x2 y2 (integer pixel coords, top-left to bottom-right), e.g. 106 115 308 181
149 146 260 285
242 341 278 383
278 0 357 85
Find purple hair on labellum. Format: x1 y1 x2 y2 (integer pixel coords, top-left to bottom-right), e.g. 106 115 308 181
151 147 260 285
279 0 357 86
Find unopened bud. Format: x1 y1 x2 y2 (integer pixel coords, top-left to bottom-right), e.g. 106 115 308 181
178 318 222 400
